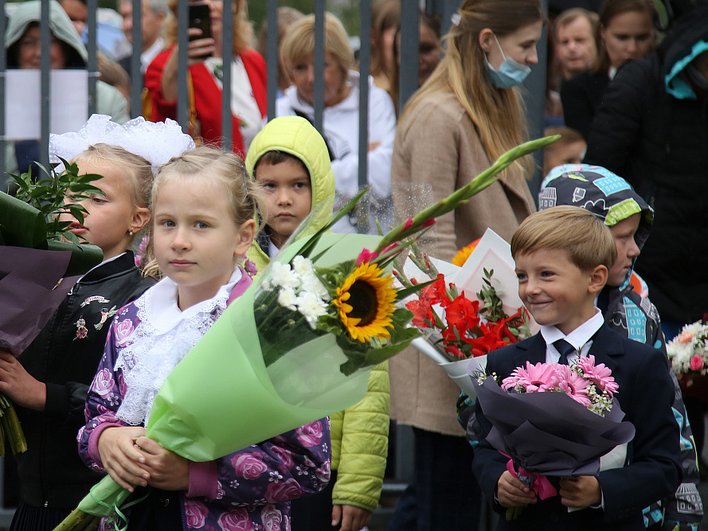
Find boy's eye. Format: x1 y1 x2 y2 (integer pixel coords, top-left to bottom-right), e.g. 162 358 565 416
195 221 209 229
262 182 276 190
293 181 309 190
540 270 555 278
515 272 527 282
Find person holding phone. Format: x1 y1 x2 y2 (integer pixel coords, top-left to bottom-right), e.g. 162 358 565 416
144 0 266 155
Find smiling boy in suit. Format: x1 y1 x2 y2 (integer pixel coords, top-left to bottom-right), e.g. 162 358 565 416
470 206 681 531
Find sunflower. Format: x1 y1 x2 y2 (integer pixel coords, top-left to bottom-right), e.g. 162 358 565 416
333 262 397 343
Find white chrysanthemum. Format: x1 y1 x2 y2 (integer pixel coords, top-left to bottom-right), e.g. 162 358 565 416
278 288 298 311
292 255 315 277
270 262 301 290
296 291 329 328
301 272 330 301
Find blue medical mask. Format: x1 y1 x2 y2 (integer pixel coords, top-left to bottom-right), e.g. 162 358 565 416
484 34 531 89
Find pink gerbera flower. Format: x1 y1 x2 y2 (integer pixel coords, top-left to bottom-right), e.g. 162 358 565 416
556 365 592 407
576 355 619 396
502 361 560 392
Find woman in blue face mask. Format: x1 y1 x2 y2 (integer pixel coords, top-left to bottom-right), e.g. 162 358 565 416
387 1 544 530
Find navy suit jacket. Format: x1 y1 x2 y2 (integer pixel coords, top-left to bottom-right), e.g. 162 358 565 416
470 323 681 531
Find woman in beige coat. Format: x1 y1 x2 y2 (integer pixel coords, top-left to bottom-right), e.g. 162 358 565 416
388 1 543 529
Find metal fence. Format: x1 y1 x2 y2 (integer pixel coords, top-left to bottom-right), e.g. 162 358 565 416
0 0 546 526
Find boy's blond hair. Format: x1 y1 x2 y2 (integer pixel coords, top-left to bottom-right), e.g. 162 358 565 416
511 206 616 272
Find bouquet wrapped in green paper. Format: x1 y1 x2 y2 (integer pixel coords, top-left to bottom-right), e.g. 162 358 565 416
0 161 103 456
55 135 558 531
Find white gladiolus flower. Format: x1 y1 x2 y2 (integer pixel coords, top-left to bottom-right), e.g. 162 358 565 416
270 262 300 290
292 255 314 277
296 291 328 328
278 288 298 311
301 272 330 301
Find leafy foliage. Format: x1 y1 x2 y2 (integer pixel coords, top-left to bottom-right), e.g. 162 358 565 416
10 158 103 245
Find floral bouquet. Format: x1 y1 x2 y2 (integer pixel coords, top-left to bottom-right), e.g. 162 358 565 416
0 161 104 455
667 321 708 377
399 229 532 398
55 135 559 531
473 358 635 519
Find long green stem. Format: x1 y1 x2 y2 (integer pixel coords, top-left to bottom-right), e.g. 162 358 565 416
376 135 559 252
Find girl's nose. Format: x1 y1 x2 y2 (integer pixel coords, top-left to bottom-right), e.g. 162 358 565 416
171 227 191 250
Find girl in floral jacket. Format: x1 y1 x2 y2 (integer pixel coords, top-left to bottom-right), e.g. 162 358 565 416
78 147 330 531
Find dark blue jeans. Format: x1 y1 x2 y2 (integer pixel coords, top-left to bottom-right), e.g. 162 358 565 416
388 427 483 531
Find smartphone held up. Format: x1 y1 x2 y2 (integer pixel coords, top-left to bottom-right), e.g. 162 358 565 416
188 2 213 60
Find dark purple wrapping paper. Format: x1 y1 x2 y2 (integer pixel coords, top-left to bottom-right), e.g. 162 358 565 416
0 246 79 356
474 377 636 476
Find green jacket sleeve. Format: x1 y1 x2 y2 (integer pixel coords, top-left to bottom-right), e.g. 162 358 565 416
331 361 390 512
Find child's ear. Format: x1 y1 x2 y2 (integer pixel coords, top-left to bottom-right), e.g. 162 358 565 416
129 207 151 235
234 219 256 257
588 265 608 294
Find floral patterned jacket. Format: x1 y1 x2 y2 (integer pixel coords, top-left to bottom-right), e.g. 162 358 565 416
78 288 331 531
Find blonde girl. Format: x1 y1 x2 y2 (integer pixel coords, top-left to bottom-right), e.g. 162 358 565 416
1 117 184 530
78 146 331 531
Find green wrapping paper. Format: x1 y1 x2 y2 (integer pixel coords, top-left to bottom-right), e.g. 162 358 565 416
147 232 380 461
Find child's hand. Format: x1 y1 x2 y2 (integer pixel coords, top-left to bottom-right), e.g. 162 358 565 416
559 476 601 508
135 436 189 491
98 426 150 492
496 470 538 508
0 351 46 411
331 504 371 531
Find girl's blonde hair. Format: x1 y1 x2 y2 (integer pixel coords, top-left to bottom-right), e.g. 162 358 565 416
73 143 153 210
164 0 253 53
143 146 261 278
403 0 543 179
280 13 355 75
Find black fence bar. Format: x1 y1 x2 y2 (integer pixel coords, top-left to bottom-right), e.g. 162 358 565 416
313 0 325 133
221 0 233 151
130 0 143 117
358 0 371 193
87 0 98 117
176 0 189 132
398 1 419 112
39 0 51 170
266 0 278 121
0 0 6 190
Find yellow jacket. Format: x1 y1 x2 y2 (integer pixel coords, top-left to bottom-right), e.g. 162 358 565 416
245 116 390 512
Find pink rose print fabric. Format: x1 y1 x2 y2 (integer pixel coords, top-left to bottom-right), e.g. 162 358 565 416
78 299 331 530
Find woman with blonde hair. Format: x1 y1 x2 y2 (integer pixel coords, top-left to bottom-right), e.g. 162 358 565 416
388 0 543 529
277 12 396 234
144 0 266 155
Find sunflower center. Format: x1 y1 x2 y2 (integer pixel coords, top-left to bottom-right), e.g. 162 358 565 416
347 280 378 326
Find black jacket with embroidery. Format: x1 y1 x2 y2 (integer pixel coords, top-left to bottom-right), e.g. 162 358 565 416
14 251 154 509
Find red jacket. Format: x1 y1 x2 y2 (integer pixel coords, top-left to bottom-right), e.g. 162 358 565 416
144 46 267 156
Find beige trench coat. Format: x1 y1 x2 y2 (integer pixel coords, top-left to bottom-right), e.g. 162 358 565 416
390 91 536 435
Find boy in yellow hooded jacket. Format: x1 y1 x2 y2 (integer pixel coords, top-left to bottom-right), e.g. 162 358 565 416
246 116 389 531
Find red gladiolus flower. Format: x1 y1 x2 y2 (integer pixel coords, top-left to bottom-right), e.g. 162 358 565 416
356 248 379 266
444 294 480 331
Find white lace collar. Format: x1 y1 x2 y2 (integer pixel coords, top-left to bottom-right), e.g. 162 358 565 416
115 268 242 426
142 269 242 332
